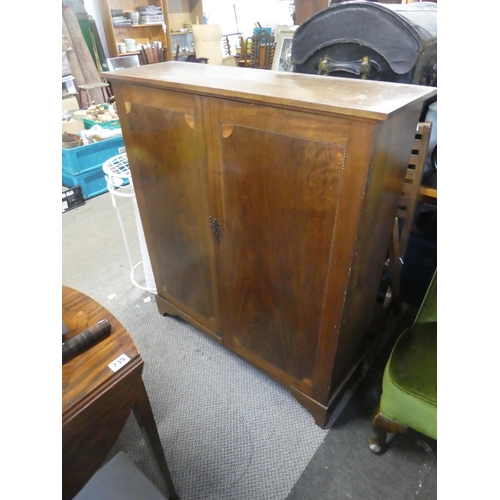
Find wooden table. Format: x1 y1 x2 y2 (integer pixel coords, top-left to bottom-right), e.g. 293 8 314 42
62 285 178 500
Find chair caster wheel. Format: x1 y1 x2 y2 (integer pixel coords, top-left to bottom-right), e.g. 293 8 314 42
368 437 384 454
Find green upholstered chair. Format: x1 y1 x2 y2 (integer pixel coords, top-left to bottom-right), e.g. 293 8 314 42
368 270 437 454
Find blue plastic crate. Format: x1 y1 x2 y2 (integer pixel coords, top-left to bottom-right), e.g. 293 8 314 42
62 135 125 176
62 165 109 200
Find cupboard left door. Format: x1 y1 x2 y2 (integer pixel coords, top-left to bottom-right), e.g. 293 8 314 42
113 83 220 336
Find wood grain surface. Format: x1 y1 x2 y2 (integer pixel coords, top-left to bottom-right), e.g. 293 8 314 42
106 63 437 427
104 61 436 120
62 286 143 499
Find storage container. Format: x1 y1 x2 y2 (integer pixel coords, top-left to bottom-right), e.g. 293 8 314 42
62 135 126 199
72 105 121 130
292 1 437 86
80 116 121 130
62 166 109 200
62 135 125 176
62 185 85 213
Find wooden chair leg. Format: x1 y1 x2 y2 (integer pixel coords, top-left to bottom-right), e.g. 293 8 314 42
388 217 402 316
368 406 407 454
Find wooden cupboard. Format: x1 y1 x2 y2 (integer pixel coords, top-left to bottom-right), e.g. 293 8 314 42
105 62 436 427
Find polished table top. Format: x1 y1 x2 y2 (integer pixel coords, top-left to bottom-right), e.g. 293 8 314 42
62 285 178 500
62 285 141 421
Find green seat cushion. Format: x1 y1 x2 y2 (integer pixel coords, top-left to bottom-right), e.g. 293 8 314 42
380 322 437 440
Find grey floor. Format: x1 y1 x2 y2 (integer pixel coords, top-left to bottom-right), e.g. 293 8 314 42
287 309 437 500
62 188 437 500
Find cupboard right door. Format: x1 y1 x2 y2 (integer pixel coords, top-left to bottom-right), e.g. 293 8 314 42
210 98 362 396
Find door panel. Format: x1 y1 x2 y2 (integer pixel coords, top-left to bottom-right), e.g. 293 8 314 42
215 109 348 383
118 89 218 332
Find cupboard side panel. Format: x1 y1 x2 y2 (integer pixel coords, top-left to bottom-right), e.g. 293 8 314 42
113 84 218 333
311 120 378 403
330 104 424 393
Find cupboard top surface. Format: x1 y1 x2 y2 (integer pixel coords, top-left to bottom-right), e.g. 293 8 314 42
104 61 436 121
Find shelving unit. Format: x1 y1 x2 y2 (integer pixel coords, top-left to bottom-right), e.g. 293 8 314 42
98 0 171 59
169 28 195 59
98 0 204 61
165 1 203 60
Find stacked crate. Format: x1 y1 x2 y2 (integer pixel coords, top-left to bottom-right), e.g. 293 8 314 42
62 136 126 199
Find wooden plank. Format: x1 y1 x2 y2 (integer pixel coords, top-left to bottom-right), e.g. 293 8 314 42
419 186 437 198
418 186 437 205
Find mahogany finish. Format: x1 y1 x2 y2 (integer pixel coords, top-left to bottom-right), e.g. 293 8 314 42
368 408 408 454
294 0 330 25
105 62 436 427
62 286 178 500
293 0 416 25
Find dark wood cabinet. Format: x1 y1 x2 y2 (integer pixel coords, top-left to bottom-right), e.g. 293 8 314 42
294 0 331 25
293 0 427 25
106 62 436 427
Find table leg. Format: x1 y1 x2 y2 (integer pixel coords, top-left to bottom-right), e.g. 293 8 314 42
133 378 180 500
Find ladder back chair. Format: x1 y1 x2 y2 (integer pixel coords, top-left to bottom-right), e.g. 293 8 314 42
240 30 276 69
366 121 433 366
388 121 433 315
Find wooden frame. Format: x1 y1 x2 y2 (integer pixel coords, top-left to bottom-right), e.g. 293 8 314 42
271 28 297 72
106 55 140 71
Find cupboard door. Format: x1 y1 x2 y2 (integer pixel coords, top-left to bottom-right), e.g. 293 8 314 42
212 99 352 388
115 85 219 333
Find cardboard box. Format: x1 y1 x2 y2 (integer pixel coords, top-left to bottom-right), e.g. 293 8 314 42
62 118 85 136
62 95 80 112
